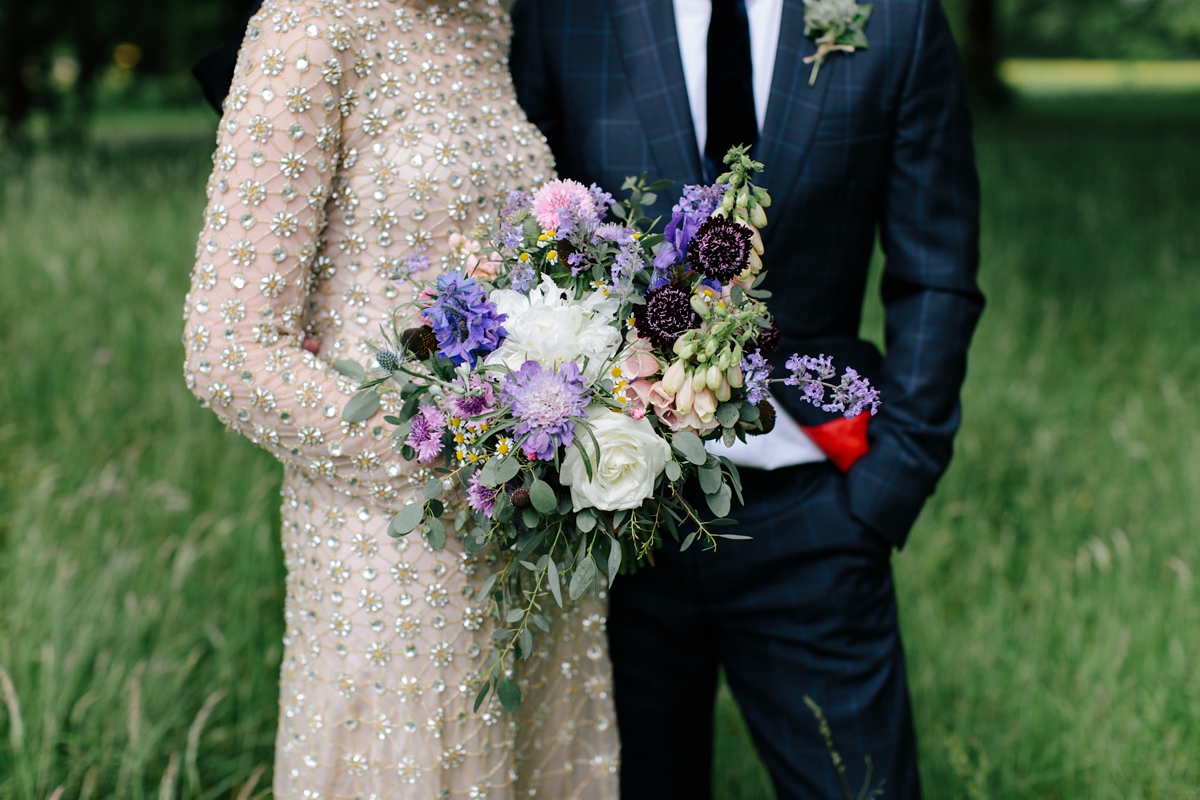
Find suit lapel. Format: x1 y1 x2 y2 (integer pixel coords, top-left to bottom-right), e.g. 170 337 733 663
758 0 833 216
609 0 704 187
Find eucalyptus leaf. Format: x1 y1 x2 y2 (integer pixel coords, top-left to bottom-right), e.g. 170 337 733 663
477 459 500 488
698 463 724 494
664 460 682 482
473 681 491 713
529 480 557 514
575 510 597 533
506 608 526 623
389 503 425 537
521 508 540 528
530 614 550 633
716 403 741 429
739 402 761 423
680 530 699 551
479 573 499 598
424 517 447 550
519 628 533 661
557 495 573 515
671 431 708 466
547 558 563 608
332 359 366 381
705 483 733 518
342 391 381 424
494 455 521 485
569 556 597 601
422 478 444 500
607 536 622 581
497 678 522 714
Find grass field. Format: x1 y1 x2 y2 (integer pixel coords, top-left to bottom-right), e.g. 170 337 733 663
1 102 1199 799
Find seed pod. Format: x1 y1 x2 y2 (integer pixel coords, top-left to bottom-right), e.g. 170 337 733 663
510 488 531 510
400 325 438 360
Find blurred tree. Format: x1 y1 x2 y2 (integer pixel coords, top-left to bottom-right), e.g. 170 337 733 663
0 0 253 140
1001 0 1200 60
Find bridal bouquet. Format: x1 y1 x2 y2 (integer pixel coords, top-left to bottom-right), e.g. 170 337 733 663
337 147 879 711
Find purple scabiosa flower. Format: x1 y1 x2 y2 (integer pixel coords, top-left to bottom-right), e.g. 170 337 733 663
501 360 590 461
406 404 447 462
466 472 500 517
449 377 497 420
686 216 752 283
740 352 774 406
633 283 701 351
592 223 635 245
421 271 507 366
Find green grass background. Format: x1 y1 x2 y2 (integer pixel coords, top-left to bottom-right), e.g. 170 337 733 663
1 98 1199 798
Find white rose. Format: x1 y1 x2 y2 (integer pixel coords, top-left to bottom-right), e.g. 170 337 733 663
486 276 621 379
560 406 672 512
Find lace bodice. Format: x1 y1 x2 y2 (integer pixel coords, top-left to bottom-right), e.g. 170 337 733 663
184 0 554 508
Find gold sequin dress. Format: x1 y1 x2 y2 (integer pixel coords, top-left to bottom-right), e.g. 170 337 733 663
182 2 619 796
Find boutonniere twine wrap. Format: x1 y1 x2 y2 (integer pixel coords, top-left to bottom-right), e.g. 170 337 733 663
802 0 873 85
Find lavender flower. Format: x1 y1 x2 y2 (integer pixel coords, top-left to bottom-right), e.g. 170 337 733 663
509 263 536 293
422 271 507 366
784 354 880 418
611 240 646 292
740 352 774 406
501 189 531 218
406 404 447 462
501 360 590 461
588 184 615 221
466 472 500 517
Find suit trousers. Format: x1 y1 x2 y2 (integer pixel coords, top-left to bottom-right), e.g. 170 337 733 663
607 462 922 799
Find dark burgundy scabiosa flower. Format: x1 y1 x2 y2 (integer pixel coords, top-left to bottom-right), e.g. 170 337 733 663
686 216 752 283
634 283 702 351
745 322 781 356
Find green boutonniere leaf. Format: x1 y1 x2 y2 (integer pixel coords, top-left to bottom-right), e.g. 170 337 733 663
802 0 873 85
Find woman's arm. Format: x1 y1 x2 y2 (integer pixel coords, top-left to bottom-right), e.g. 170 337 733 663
183 5 398 506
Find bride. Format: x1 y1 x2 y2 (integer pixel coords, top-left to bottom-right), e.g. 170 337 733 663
182 1 618 796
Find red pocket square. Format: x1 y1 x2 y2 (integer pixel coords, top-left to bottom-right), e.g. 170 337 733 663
800 414 870 472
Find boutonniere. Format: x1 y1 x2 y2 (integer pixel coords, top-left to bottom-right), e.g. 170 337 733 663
802 0 873 85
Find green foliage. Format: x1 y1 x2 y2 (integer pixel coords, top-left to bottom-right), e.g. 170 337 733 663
1001 0 1200 60
2 104 1200 797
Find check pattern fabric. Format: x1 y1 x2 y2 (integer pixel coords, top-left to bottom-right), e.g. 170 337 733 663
512 0 984 547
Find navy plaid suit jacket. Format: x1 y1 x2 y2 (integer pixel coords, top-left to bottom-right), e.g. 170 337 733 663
511 0 983 547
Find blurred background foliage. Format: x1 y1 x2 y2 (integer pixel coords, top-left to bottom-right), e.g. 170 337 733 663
2 1 1199 799
3 0 1200 139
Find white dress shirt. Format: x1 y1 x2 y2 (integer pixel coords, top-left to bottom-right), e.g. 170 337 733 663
673 0 828 470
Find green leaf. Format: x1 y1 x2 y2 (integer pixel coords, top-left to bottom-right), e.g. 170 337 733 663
846 28 869 49
716 402 741 429
494 455 521 485
497 677 522 714
332 359 366 381
698 463 724 494
575 510 597 533
422 478 444 500
342 391 380 423
521 508 540 528
557 495 573 515
529 480 557 514
719 456 744 505
473 681 491 713
492 628 514 640
610 203 627 220
426 498 444 518
519 628 533 661
705 483 733 518
514 529 543 564
424 517 447 550
570 437 594 481
398 392 421 422
680 530 699 551
389 503 425 537
547 558 563 608
664 459 682 482
505 608 526 623
607 535 623 581
493 489 514 522
647 178 675 192
530 614 550 632
671 431 708 466
569 555 597 601
480 572 499 598
746 288 773 299
641 192 658 206
477 459 500 488
730 284 745 305
739 402 761 423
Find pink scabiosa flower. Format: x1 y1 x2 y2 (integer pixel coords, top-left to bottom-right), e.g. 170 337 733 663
530 179 598 232
466 472 500 517
406 404 446 462
502 360 590 461
449 377 497 421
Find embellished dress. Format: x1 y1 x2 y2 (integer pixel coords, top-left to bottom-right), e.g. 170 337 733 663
181 2 618 796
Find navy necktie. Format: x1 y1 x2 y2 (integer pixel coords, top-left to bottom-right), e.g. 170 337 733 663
705 0 758 175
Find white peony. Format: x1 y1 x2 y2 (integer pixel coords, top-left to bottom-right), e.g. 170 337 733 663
486 276 621 380
560 406 672 512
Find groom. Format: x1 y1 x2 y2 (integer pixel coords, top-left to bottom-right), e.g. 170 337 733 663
511 0 982 796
